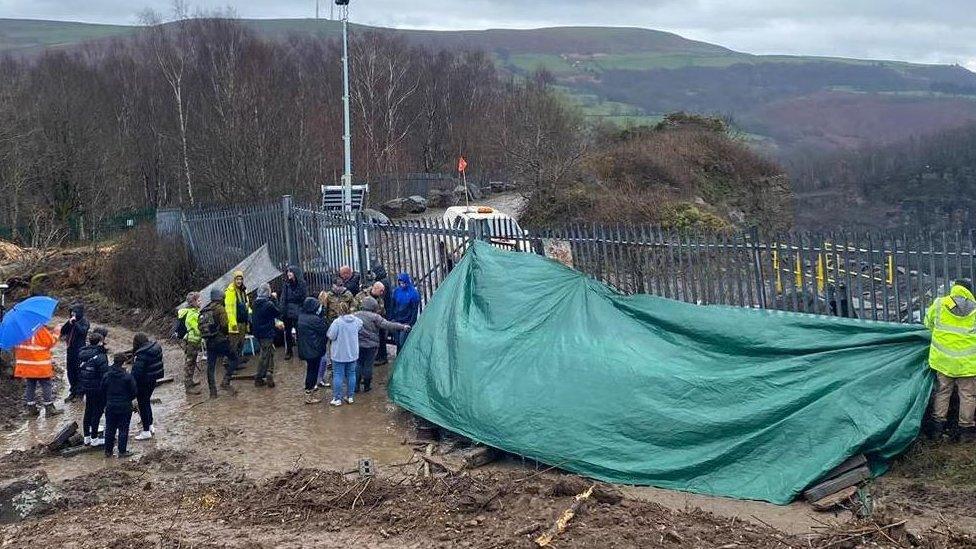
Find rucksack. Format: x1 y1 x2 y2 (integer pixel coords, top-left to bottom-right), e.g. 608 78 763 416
172 314 189 340
198 306 220 339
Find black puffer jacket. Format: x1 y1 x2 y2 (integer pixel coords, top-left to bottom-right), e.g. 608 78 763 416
131 341 165 386
281 265 308 320
78 344 109 394
102 364 137 412
296 297 329 360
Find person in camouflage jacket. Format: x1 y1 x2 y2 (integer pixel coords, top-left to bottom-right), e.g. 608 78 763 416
319 283 355 324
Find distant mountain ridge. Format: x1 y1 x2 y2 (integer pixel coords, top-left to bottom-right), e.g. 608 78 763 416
3 17 975 154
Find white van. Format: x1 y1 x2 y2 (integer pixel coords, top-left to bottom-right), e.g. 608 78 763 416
443 206 532 252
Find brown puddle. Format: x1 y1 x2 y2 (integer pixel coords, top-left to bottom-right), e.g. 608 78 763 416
0 320 414 482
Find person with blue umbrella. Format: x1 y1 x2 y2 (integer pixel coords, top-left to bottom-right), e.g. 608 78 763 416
0 296 64 417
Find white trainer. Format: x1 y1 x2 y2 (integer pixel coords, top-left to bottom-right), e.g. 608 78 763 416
330 399 342 407
149 424 156 434
84 436 92 445
91 438 105 446
134 431 153 441
345 397 354 404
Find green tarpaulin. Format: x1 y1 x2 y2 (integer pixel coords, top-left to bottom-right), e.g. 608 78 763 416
389 242 934 504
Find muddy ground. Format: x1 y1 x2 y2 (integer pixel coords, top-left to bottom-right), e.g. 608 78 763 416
1 321 976 547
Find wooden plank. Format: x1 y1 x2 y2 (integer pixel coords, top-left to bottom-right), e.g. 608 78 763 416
459 445 500 469
47 421 78 452
60 444 101 458
811 485 858 511
823 454 867 481
803 465 871 502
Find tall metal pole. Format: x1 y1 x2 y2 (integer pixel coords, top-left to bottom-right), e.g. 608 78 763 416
340 5 353 212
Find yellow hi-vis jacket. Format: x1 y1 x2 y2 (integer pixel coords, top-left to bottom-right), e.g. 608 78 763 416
925 284 976 378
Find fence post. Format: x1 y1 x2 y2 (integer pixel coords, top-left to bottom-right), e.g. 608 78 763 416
282 195 297 267
354 211 369 278
179 210 197 259
749 227 768 309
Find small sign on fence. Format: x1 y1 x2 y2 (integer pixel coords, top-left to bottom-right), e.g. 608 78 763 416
543 238 574 269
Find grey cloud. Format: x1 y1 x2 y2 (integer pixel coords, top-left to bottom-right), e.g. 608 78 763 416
1 0 974 66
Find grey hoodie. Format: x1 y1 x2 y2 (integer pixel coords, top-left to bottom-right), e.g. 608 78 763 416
327 314 363 362
354 298 409 348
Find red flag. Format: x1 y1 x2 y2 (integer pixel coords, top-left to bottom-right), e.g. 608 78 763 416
458 156 468 173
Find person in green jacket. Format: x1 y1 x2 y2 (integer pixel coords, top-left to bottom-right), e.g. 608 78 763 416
924 279 976 442
178 292 203 395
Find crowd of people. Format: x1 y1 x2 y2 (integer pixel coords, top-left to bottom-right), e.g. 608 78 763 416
11 262 422 458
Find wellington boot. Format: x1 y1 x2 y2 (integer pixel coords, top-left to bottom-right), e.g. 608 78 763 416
44 403 63 416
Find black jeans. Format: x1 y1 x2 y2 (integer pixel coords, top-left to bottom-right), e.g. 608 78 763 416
206 339 239 394
66 348 81 396
283 317 297 356
82 391 105 438
357 347 379 391
136 380 156 431
376 330 388 362
304 358 321 391
104 406 132 456
256 338 275 380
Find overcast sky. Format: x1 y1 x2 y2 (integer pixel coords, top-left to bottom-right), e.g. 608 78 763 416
3 0 975 70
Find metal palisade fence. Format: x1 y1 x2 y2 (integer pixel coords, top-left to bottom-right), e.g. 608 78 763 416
166 196 976 325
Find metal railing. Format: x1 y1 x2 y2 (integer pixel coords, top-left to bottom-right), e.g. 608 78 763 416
166 196 976 324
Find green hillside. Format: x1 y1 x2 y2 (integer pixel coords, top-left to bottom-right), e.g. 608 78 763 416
0 19 132 52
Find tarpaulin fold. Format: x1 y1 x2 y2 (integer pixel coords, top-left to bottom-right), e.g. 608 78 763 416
174 244 282 311
388 241 934 504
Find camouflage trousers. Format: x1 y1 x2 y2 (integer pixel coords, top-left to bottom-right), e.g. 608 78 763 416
184 341 201 388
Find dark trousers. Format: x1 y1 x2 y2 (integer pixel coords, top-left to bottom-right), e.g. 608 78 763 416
357 347 379 392
256 338 275 380
66 348 81 396
136 381 156 430
395 330 410 351
283 318 297 356
206 339 239 394
376 330 388 362
304 358 321 391
82 392 105 438
104 407 132 456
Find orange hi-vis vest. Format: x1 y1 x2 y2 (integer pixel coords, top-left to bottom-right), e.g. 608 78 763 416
14 327 58 379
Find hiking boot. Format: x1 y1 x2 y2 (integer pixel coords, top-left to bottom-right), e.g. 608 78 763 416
284 351 293 361
24 403 39 417
363 384 372 393
118 451 135 459
255 378 267 387
209 389 219 399
304 390 322 405
267 376 276 388
928 419 947 441
44 403 63 416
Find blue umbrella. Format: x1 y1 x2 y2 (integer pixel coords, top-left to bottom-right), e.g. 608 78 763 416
0 296 59 351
